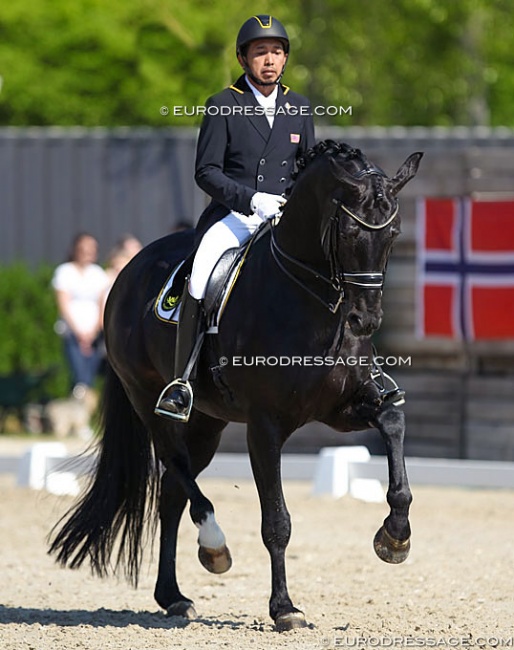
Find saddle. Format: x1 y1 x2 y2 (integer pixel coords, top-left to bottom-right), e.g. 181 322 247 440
155 220 271 331
203 247 244 327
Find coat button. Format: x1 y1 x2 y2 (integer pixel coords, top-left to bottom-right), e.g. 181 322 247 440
280 177 286 183
281 160 287 166
260 158 266 166
257 174 264 182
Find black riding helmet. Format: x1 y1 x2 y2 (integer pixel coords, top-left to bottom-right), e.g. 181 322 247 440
236 15 290 86
236 15 290 56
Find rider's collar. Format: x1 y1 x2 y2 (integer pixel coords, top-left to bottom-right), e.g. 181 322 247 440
245 75 279 103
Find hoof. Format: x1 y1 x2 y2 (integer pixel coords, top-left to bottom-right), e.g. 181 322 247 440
275 610 308 632
373 525 410 564
166 600 197 619
198 544 232 574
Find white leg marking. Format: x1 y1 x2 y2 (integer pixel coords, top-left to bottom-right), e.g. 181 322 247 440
196 512 226 549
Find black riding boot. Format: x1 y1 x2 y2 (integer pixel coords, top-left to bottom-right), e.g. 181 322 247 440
154 285 205 422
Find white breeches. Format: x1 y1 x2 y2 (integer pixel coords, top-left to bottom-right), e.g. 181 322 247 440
189 211 265 300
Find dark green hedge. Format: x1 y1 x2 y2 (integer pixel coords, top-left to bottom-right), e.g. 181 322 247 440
0 263 71 399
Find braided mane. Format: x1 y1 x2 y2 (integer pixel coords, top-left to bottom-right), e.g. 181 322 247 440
294 140 363 179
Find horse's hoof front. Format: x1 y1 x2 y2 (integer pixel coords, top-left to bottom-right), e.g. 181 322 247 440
166 600 197 619
275 610 308 632
373 525 410 564
198 544 232 574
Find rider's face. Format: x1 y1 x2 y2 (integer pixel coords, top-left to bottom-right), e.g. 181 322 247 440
239 38 288 89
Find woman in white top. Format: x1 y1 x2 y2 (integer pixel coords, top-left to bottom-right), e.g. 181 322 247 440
52 233 109 393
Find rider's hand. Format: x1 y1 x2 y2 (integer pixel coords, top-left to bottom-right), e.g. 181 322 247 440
251 193 286 220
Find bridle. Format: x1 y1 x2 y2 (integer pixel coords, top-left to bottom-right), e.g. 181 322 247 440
270 166 398 314
336 199 399 231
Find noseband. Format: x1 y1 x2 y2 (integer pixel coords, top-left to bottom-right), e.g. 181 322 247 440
270 166 398 314
327 194 398 291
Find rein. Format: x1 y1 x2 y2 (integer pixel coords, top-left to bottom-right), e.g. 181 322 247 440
270 227 345 314
270 188 397 314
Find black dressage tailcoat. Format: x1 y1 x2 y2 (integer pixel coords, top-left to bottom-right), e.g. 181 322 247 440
194 75 316 238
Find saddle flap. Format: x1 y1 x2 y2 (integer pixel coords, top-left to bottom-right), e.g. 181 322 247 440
203 247 243 317
203 220 273 322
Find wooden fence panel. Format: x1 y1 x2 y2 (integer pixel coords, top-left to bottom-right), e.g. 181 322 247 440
2 126 514 460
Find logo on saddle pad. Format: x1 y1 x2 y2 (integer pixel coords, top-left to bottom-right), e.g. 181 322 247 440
154 251 246 332
162 291 180 312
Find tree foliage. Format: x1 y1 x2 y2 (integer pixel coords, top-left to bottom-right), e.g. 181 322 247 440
0 263 69 398
0 0 513 126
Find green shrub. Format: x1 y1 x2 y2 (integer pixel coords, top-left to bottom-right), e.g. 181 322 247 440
0 262 70 398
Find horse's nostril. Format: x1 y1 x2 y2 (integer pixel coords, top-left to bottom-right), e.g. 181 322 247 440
348 310 382 336
348 312 363 329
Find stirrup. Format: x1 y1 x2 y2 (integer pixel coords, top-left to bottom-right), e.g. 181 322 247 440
154 379 193 422
370 364 406 407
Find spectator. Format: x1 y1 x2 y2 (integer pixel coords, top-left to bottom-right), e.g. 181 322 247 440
170 220 191 233
52 232 109 394
104 234 143 294
116 233 143 258
104 243 133 288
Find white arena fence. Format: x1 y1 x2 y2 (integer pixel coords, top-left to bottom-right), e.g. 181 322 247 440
2 443 514 502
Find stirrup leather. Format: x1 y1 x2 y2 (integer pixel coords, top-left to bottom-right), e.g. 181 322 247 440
154 379 193 422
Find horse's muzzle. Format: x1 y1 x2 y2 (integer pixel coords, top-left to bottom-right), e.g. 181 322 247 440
347 307 383 337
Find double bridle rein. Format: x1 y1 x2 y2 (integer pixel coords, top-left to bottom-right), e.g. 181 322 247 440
270 167 398 314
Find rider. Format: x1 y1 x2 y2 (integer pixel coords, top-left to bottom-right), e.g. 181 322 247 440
155 15 316 421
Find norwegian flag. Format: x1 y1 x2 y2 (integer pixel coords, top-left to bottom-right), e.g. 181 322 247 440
417 198 514 340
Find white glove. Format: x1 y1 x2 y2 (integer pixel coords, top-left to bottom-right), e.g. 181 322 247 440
251 192 286 220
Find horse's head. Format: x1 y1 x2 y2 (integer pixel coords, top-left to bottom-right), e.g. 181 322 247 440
275 141 422 336
318 142 422 337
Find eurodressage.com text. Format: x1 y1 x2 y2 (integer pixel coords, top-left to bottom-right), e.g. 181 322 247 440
325 636 514 647
218 355 412 368
161 105 353 117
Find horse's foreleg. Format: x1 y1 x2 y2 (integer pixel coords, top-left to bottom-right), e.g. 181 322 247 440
247 417 307 632
370 406 412 564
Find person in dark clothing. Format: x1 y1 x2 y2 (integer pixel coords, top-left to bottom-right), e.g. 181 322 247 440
155 15 316 420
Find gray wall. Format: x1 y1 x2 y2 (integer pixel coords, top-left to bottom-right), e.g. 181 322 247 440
3 125 514 266
2 125 514 460
0 127 206 266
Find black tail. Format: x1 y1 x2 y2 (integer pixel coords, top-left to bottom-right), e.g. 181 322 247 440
48 364 157 586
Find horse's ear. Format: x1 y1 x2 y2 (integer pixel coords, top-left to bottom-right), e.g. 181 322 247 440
389 152 424 195
329 157 365 192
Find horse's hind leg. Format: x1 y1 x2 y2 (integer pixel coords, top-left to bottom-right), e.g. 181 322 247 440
247 415 307 632
370 406 412 564
155 465 197 618
149 409 229 616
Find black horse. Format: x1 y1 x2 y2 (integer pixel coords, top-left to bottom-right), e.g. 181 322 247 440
49 141 422 632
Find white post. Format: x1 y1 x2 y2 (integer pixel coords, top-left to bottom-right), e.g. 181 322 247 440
16 442 80 496
312 446 385 502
